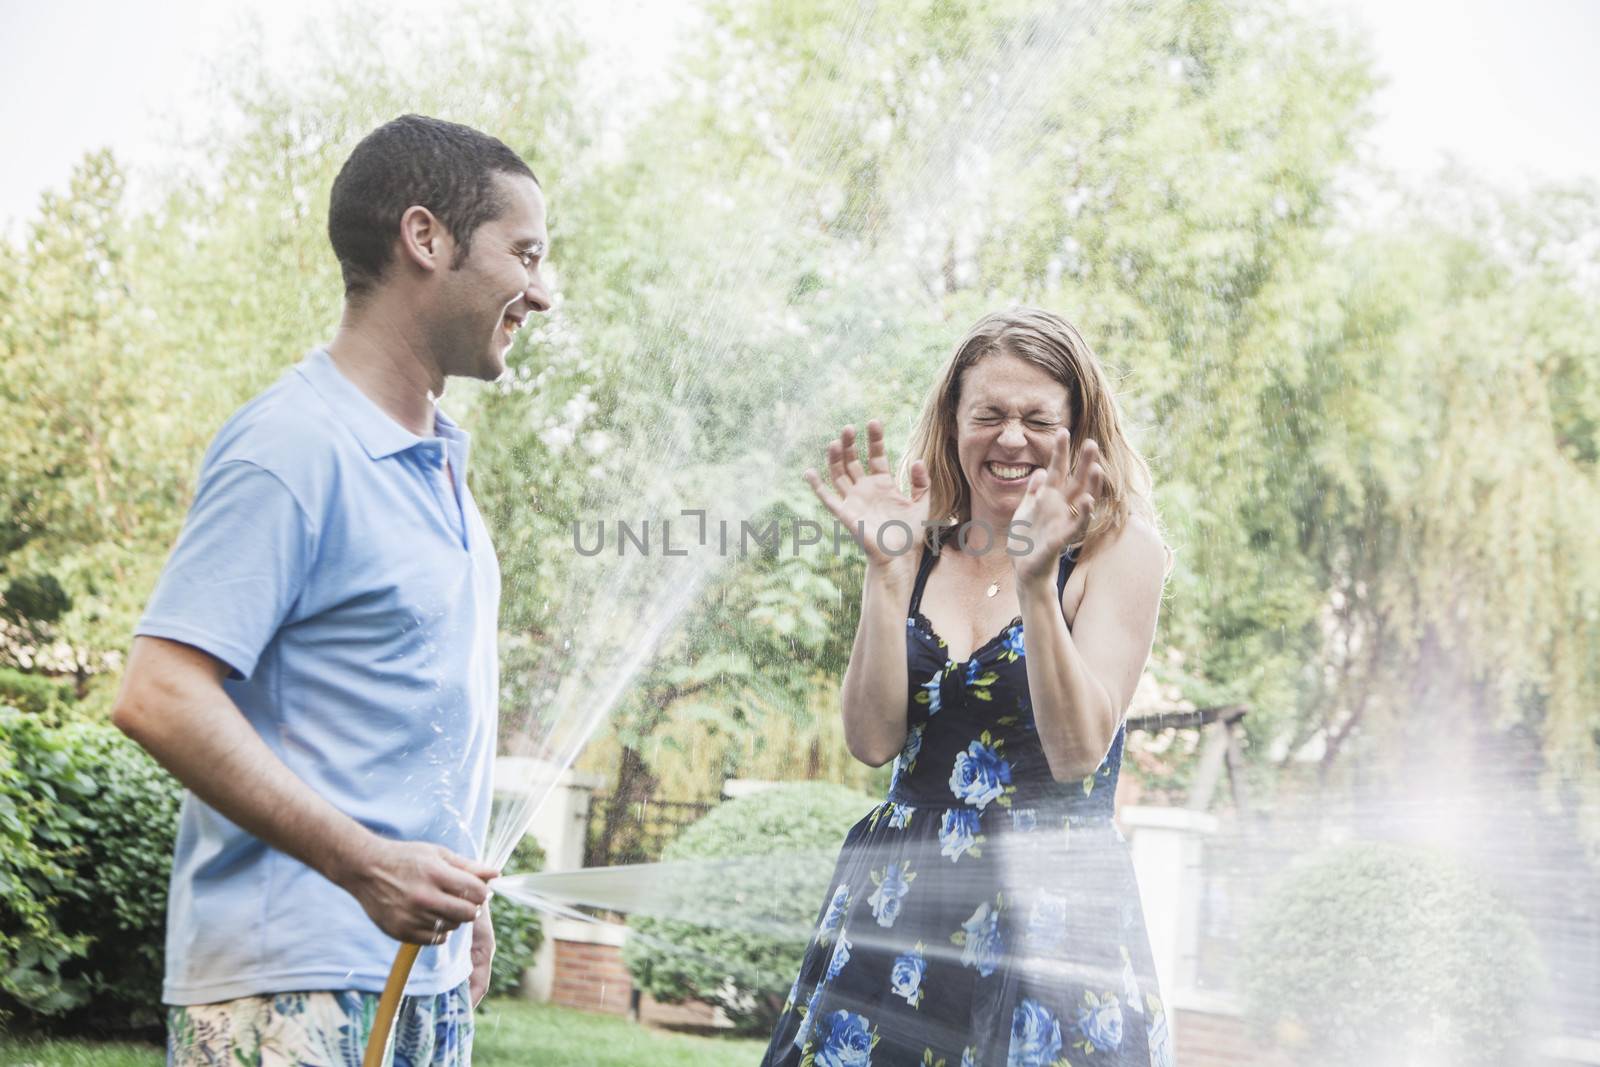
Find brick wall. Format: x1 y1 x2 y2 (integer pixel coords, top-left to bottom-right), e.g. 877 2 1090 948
548 935 721 1028
1175 1006 1279 1067
1171 1003 1600 1067
550 938 633 1015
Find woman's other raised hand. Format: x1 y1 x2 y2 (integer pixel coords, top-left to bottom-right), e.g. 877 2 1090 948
804 420 930 577
1011 429 1103 583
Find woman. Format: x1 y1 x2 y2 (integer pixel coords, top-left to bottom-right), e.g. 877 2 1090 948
761 308 1174 1067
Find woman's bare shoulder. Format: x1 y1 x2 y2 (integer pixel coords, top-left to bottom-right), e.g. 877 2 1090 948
1082 514 1167 580
1065 515 1167 623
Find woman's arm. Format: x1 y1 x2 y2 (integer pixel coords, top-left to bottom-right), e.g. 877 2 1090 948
838 561 918 766
805 420 931 768
1018 517 1166 780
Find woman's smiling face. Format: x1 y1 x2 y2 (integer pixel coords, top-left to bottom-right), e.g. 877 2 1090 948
953 351 1073 524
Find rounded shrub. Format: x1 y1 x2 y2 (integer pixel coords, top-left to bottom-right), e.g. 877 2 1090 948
623 781 874 1033
1241 840 1543 1066
0 706 181 1035
488 834 546 999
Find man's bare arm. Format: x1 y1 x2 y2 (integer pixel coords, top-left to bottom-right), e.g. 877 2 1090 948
113 635 497 945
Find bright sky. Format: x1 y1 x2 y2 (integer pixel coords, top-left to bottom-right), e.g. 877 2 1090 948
2 0 1597 233
1334 0 1599 183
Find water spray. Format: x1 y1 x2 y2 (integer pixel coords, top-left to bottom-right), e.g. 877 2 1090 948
357 3 1107 1058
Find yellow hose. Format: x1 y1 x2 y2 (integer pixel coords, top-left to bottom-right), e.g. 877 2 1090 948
362 942 421 1067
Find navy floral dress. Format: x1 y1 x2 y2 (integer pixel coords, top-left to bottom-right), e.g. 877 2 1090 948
761 546 1174 1067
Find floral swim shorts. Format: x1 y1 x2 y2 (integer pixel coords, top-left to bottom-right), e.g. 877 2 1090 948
166 982 472 1067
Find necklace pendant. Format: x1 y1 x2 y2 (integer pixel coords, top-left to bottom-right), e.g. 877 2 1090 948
985 580 1000 598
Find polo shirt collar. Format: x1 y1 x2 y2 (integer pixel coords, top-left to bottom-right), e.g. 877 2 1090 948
434 406 473 476
298 347 469 465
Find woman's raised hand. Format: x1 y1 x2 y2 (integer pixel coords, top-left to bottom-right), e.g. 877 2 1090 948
1011 429 1103 584
804 420 931 574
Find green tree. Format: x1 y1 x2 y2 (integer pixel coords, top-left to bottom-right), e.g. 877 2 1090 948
2 0 1595 851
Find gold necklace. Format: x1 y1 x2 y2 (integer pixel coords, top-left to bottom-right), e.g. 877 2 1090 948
984 566 1009 598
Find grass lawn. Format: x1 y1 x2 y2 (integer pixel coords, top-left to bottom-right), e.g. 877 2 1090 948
0 999 764 1067
0 1037 159 1067
474 999 763 1067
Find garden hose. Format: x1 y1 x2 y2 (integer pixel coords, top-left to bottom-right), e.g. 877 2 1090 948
362 942 421 1067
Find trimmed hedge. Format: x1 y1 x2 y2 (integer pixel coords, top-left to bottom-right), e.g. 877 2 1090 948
1241 840 1543 1066
489 835 546 999
624 782 874 1033
0 706 180 1035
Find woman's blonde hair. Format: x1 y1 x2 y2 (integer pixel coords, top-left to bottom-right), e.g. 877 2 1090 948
901 306 1159 560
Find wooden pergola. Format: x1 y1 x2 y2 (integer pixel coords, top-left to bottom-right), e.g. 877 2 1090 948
1126 704 1250 812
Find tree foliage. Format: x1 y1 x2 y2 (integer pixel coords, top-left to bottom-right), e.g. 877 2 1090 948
0 0 1595 847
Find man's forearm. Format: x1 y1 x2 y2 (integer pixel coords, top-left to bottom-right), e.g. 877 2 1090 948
113 638 375 889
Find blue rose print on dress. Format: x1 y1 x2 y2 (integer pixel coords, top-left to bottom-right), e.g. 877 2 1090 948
1011 808 1037 832
961 1048 977 1067
827 933 853 982
938 808 983 862
953 900 1004 977
815 1009 877 1067
889 942 926 1008
1007 999 1064 1067
1071 992 1124 1055
868 861 915 928
915 668 945 716
949 732 1013 810
889 726 925 796
1024 890 1068 955
999 625 1025 662
795 984 825 1049
903 725 924 766
888 803 915 829
818 885 849 945
1120 947 1143 1014
963 659 999 700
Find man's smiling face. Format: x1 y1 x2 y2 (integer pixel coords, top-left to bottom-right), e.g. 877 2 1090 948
435 171 551 382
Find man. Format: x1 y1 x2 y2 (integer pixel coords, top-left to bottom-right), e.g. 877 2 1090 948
113 114 551 1066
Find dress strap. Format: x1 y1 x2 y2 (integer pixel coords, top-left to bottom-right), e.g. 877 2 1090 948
908 542 1077 616
1056 544 1081 599
907 544 940 615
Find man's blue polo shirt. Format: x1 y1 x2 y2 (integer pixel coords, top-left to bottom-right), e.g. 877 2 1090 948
137 348 500 1004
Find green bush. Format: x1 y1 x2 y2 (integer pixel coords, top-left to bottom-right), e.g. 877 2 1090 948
0 707 181 1035
623 782 874 1033
54 721 183 1033
488 835 546 999
0 667 76 719
0 707 93 1024
1241 840 1544 1066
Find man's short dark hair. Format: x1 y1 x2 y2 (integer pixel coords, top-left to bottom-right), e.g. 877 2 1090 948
328 114 538 299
